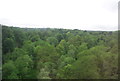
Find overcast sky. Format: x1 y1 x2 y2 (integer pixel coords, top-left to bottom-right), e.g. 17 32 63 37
0 0 119 31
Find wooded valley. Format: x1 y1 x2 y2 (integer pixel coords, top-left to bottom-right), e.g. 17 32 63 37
2 25 118 79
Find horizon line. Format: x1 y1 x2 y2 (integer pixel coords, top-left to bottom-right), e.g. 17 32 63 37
0 24 118 32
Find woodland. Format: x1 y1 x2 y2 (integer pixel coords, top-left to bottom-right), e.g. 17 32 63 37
2 25 118 79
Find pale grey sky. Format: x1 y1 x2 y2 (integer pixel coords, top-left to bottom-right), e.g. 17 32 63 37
0 0 119 31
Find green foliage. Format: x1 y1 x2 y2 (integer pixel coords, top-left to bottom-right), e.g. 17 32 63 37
2 26 118 79
56 40 68 55
13 28 26 47
67 44 77 58
37 68 51 79
55 33 64 42
46 37 58 47
3 38 15 53
15 55 33 79
3 60 18 79
71 55 100 79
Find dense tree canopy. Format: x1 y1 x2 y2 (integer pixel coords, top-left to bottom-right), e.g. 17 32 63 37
2 25 118 79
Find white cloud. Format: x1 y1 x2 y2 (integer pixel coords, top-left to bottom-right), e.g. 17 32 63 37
0 0 119 31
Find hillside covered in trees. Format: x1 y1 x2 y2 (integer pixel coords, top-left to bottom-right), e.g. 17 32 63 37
2 25 118 79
